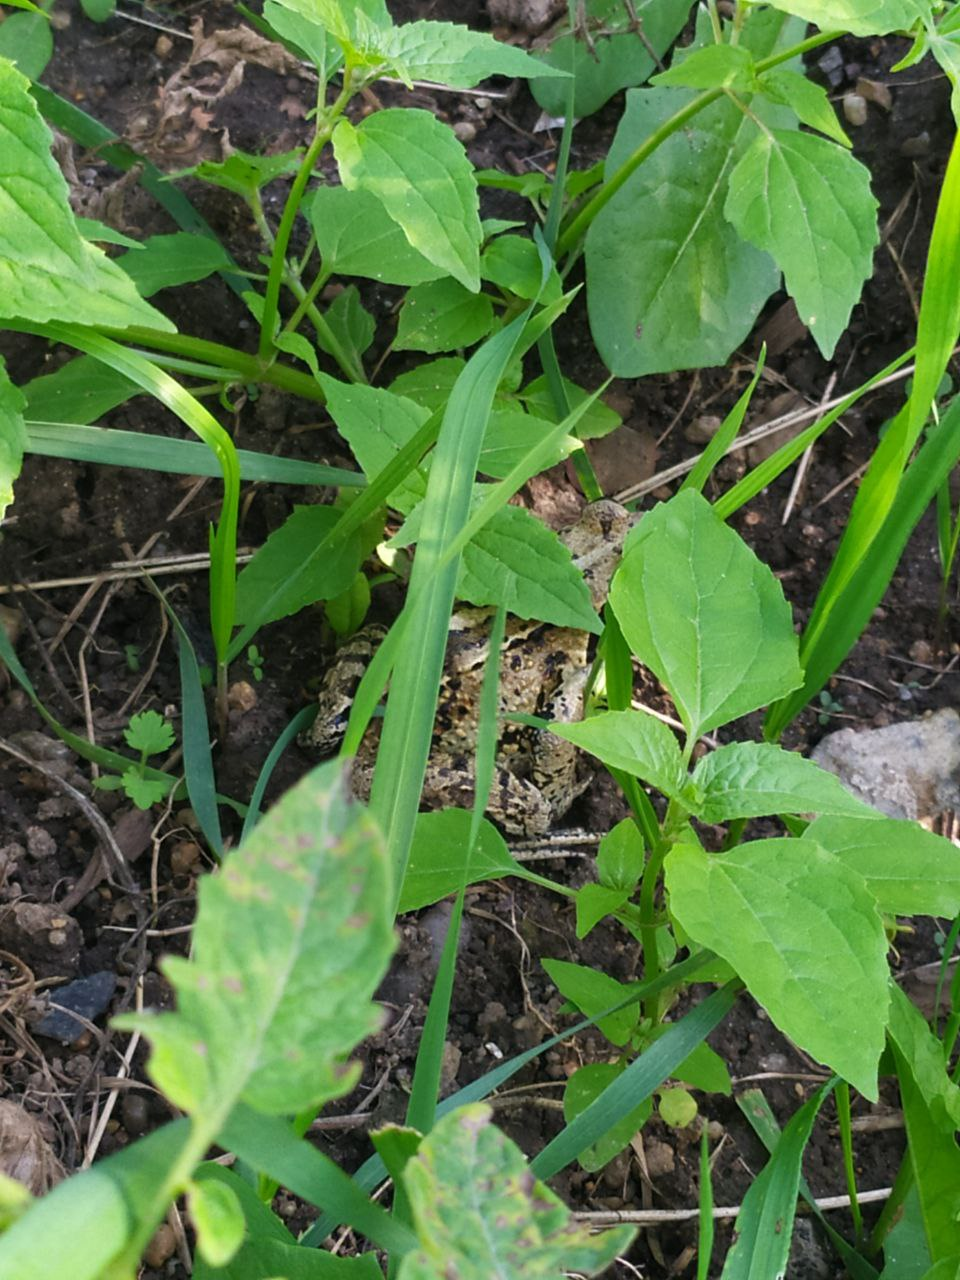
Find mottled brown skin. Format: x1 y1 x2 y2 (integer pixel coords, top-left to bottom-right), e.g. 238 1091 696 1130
303 501 631 835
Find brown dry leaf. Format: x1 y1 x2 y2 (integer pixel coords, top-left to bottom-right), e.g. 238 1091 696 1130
0 1101 64 1195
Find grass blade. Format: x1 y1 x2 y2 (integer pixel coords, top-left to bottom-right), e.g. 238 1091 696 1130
722 1083 833 1279
531 981 740 1180
239 707 317 843
27 421 362 487
683 347 766 496
697 1126 714 1280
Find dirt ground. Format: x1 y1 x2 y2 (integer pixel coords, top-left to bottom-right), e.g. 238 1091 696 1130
0 0 956 1275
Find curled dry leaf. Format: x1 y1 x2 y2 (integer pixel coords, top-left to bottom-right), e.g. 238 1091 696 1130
0 1101 64 1195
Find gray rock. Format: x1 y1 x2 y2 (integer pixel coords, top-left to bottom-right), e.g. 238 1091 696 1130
788 1219 840 1279
811 708 960 820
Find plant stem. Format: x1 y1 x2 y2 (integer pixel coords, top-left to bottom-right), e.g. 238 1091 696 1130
555 30 841 259
639 836 669 1021
258 71 355 362
835 1081 863 1243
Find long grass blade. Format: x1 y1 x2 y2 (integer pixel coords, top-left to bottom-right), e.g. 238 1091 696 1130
683 348 766 495
697 1126 714 1280
27 421 363 488
240 707 317 843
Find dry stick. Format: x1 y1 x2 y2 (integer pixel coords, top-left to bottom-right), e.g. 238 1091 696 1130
781 371 838 525
0 550 256 595
574 1187 892 1227
82 979 143 1168
614 355 953 505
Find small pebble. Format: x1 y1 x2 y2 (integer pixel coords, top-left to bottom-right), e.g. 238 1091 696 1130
453 120 477 143
842 93 868 126
170 840 202 878
900 131 930 158
154 34 173 58
121 1092 151 1138
143 1223 177 1268
227 681 257 713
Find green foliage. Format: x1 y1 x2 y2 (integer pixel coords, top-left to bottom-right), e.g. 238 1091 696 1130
399 1104 635 1279
0 356 26 523
93 710 177 810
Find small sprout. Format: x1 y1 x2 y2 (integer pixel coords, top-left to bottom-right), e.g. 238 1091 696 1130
95 711 177 810
124 710 176 756
247 644 265 682
124 643 141 673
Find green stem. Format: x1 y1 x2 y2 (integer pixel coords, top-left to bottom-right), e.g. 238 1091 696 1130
98 327 328 402
639 837 669 1021
555 30 842 259
866 1149 913 1257
258 72 354 361
835 1081 863 1243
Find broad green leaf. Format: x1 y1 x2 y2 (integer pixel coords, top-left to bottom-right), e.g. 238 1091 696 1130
400 1106 633 1279
307 185 446 286
881 1184 934 1280
118 233 233 296
481 235 562 302
761 0 924 37
391 357 465 411
0 59 171 330
575 882 631 937
550 709 686 798
652 43 755 89
659 1086 697 1127
456 502 600 632
263 0 338 79
927 27 960 124
666 838 889 1097
117 763 394 1116
79 0 114 20
234 505 362 626
610 490 802 739
887 983 960 1133
724 130 879 358
320 284 375 365
598 818 645 891
806 815 960 918
531 0 693 118
266 0 390 46
478 408 576 478
690 741 875 822
585 87 778 376
333 109 481 291
398 809 525 913
542 958 639 1045
520 373 621 441
396 278 495 353
892 1037 960 1263
76 217 142 249
0 11 52 78
320 375 431 514
0 358 26 522
121 770 172 811
721 1085 831 1279
666 1037 731 1094
124 709 175 755
185 149 303 198
189 1177 244 1267
564 1063 652 1171
758 68 851 146
375 20 567 87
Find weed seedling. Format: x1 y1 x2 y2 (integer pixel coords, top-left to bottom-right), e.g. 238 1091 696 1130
93 709 176 810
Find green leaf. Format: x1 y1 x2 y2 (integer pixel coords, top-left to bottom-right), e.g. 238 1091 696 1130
550 709 686 798
760 0 924 37
724 130 879 359
758 68 851 146
887 983 960 1132
391 357 465 410
659 1086 697 1127
263 0 338 79
597 817 645 891
116 762 394 1117
0 357 27 523
234 504 362 627
321 375 430 514
122 770 174 810
652 43 755 90
610 490 802 739
690 741 875 822
189 1177 245 1268
806 815 960 918
481 235 562 302
721 1085 832 1279
333 109 481 292
520 373 621 441
542 958 639 1046
183 149 303 199
575 883 631 938
666 838 889 1098
22 355 137 425
375 20 567 87
478 408 576 478
585 83 779 375
564 1063 652 1171
399 1104 635 1279
79 0 115 20
456 502 600 632
398 808 526 913
76 217 143 249
0 11 53 78
306 185 446 286
320 284 375 365
118 233 233 297
124 708 176 756
266 0 390 47
667 1037 731 1094
531 0 693 118
396 278 495 353
0 60 171 330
